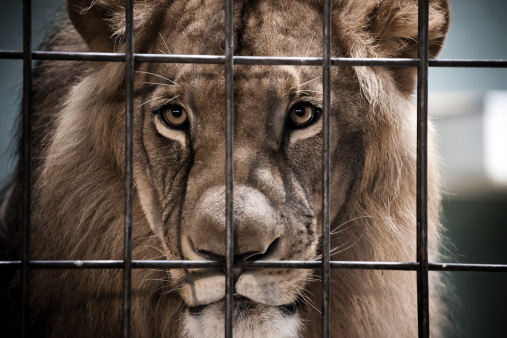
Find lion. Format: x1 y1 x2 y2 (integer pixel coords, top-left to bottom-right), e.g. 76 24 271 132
0 0 451 337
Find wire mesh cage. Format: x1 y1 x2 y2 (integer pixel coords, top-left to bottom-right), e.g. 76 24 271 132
0 0 507 337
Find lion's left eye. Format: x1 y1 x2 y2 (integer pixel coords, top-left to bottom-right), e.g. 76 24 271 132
288 103 318 128
157 104 188 128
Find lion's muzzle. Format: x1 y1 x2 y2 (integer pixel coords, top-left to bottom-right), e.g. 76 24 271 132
178 185 294 307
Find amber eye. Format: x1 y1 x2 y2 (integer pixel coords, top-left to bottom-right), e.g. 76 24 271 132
288 103 317 128
157 104 188 128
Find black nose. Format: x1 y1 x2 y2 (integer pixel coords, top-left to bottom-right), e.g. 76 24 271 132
192 237 281 283
195 237 280 263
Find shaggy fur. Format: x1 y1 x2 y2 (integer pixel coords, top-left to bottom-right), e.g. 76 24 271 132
0 0 450 337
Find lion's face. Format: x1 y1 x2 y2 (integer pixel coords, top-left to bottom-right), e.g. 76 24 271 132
131 1 364 335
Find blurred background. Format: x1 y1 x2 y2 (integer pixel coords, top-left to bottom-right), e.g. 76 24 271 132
428 2 507 337
0 0 506 336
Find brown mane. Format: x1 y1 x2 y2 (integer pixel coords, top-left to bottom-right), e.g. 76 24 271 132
1 1 451 336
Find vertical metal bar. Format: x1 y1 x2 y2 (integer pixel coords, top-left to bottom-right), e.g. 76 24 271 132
321 0 332 337
21 0 32 336
224 0 235 337
123 0 134 336
416 0 430 337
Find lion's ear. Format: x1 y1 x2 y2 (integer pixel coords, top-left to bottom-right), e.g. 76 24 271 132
67 0 119 52
67 0 162 52
366 0 450 59
337 0 450 96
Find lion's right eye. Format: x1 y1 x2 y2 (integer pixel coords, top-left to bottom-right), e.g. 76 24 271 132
157 104 189 129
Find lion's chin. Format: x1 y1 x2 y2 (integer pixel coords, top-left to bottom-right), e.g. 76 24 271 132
182 296 302 338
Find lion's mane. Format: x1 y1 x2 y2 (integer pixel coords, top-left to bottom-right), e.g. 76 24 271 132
1 1 450 337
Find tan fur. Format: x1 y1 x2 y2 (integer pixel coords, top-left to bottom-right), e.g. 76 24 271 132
0 0 450 337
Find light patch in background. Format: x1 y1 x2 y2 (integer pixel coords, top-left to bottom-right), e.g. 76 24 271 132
484 91 507 185
0 0 63 183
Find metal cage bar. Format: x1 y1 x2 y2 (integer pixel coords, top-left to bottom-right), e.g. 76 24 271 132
321 0 332 336
2 260 507 272
2 50 507 68
416 0 430 336
123 0 135 337
224 0 235 337
20 0 32 336
1 0 507 337
0 50 507 68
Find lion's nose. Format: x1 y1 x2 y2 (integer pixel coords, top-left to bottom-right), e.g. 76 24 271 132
192 237 281 262
190 237 280 282
184 185 284 262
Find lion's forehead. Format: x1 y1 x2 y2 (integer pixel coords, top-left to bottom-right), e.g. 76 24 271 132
239 1 323 57
159 0 323 57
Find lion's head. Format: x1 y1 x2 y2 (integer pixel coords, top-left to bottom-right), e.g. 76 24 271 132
0 0 450 337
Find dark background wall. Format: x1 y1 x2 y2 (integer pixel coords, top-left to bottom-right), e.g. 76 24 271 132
1 1 506 336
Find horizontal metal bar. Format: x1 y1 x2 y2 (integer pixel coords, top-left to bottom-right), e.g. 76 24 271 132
239 261 420 270
0 50 125 62
2 51 413 66
237 56 320 66
137 54 225 64
428 263 507 272
0 260 223 269
429 59 507 68
236 56 420 67
2 50 507 68
2 260 506 272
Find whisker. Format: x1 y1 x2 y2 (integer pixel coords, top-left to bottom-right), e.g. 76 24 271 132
330 215 376 235
305 33 315 58
299 89 323 95
144 278 170 283
158 33 189 84
136 70 177 85
296 32 316 79
148 284 172 299
140 244 170 257
283 281 320 314
139 96 179 107
330 222 355 236
161 285 182 296
143 81 177 87
139 96 167 107
137 234 159 240
330 225 367 257
292 77 321 91
145 268 168 273
159 32 172 55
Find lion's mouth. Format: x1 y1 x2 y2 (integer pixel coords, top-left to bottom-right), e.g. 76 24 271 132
187 294 300 317
183 294 303 337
